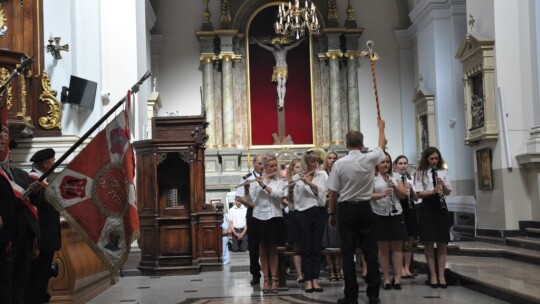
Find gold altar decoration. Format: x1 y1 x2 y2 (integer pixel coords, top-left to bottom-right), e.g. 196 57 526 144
38 72 62 130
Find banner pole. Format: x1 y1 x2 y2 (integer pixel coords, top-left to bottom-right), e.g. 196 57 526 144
21 70 151 199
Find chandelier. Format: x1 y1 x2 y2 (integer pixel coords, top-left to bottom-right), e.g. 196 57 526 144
274 0 320 40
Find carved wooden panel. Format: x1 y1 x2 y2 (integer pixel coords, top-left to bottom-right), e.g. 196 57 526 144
0 0 62 137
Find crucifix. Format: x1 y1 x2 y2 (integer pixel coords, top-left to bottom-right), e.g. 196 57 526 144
252 35 304 145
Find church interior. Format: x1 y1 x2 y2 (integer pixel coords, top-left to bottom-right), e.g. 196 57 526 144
1 0 540 303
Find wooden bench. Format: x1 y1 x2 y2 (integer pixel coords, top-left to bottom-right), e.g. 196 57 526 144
276 246 362 289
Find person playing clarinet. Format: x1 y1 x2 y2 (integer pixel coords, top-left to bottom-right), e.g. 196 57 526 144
414 147 452 288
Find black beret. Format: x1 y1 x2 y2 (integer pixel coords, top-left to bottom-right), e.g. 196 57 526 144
30 148 55 163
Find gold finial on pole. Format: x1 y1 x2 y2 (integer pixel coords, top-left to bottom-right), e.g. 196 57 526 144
203 0 211 24
346 0 354 21
361 40 382 120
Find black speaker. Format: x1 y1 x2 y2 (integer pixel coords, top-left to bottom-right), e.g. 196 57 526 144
61 75 97 110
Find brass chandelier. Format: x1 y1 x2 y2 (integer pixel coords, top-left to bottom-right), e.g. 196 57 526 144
274 0 320 39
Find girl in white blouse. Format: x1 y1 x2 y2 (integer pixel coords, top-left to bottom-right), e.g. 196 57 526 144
370 152 407 290
244 153 287 294
292 150 327 293
393 155 419 279
414 147 452 288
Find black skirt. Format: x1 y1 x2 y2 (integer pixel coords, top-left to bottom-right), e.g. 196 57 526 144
252 216 286 246
372 213 407 242
417 195 450 243
399 198 419 237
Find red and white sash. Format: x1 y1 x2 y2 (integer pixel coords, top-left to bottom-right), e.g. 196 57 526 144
0 168 39 220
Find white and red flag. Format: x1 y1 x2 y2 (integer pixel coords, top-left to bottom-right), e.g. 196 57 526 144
46 105 139 272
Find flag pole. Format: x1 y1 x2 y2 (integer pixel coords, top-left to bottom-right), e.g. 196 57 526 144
0 56 33 108
21 70 152 199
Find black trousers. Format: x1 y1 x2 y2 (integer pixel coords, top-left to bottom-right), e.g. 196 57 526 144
295 207 325 281
231 228 248 252
25 249 55 304
337 201 380 301
0 245 13 304
246 207 260 278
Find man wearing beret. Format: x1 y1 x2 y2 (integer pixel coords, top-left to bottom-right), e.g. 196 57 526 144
25 148 62 304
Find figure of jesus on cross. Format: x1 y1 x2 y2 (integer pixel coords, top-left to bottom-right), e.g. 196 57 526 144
253 36 304 111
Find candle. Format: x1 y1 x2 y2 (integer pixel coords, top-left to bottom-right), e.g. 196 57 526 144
247 152 251 167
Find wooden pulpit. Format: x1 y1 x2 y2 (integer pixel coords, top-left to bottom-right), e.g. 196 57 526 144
133 115 222 275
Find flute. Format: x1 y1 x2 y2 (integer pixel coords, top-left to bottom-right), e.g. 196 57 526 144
286 167 319 187
236 171 279 188
431 167 447 210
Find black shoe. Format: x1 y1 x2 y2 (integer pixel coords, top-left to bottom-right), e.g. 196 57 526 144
438 283 447 289
337 298 359 304
305 288 314 293
391 278 401 290
368 297 381 304
383 283 392 290
250 276 260 285
313 287 323 292
430 283 438 288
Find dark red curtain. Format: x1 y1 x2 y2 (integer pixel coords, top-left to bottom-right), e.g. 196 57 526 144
248 6 313 146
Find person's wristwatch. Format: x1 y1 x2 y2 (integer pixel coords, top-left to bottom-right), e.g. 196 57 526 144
262 184 267 190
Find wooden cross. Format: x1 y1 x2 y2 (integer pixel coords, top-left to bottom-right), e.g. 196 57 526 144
272 103 293 145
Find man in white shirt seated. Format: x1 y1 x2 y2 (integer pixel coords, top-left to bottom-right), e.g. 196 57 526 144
228 200 248 252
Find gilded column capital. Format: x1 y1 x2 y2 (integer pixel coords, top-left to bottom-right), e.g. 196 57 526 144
200 53 217 63
325 51 343 60
344 51 361 60
218 52 240 61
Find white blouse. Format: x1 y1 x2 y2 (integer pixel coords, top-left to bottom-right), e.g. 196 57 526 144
370 173 403 216
414 168 452 193
293 170 328 212
246 178 287 221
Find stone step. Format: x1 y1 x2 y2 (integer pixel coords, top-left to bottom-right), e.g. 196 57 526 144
450 241 540 266
506 236 540 251
414 253 540 304
525 227 540 237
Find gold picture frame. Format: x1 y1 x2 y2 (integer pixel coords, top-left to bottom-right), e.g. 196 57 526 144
476 148 493 190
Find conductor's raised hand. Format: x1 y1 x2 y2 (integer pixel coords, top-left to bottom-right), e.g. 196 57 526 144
377 118 385 130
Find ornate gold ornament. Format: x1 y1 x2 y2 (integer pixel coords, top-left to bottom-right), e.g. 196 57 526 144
0 67 13 109
0 3 7 37
38 72 62 130
16 73 32 122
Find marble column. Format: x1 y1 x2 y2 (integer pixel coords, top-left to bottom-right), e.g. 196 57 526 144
201 54 217 147
345 52 360 131
216 29 238 148
220 53 235 148
327 51 343 145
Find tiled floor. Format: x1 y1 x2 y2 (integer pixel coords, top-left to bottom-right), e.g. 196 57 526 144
90 251 512 304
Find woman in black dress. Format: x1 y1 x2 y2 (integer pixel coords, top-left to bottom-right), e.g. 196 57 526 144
414 147 452 288
393 155 419 279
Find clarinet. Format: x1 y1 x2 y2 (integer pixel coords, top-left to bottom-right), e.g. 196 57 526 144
401 174 414 210
431 167 447 210
386 172 398 214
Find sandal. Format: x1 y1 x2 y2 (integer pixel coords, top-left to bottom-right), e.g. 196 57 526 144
262 276 270 294
335 267 343 281
328 266 337 282
271 276 279 294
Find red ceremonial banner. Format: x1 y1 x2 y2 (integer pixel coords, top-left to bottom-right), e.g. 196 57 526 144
45 110 139 272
